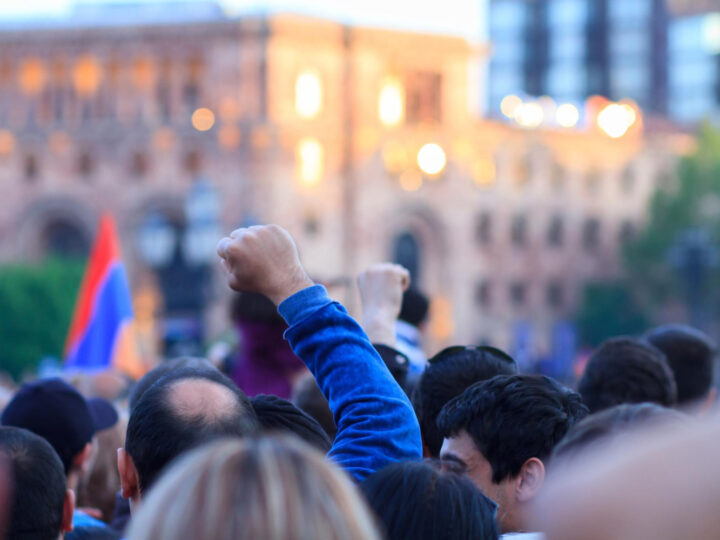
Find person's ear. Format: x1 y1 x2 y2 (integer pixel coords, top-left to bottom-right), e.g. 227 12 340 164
117 448 139 500
73 442 93 473
61 489 75 533
515 457 545 503
698 388 717 414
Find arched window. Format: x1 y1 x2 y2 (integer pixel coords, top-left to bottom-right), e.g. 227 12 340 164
40 218 90 259
393 231 422 283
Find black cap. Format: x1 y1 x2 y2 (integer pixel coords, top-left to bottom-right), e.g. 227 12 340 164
1 378 118 474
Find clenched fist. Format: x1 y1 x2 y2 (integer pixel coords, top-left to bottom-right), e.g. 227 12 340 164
216 225 314 305
357 263 410 345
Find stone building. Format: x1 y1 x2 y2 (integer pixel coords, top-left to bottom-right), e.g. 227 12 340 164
0 7 684 361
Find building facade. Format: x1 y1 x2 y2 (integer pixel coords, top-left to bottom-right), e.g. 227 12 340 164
488 0 670 118
0 8 681 364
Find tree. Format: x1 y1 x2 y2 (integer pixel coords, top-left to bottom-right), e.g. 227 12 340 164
0 259 83 380
575 282 650 348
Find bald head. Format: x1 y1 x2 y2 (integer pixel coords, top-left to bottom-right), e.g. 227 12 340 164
167 378 241 423
125 368 258 493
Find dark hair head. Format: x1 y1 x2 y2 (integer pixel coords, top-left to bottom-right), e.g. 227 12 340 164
125 367 259 493
578 337 678 413
251 394 332 454
645 324 716 405
292 375 336 440
438 374 588 483
129 357 216 411
413 346 518 457
552 403 687 464
399 289 430 327
0 426 67 540
360 460 499 540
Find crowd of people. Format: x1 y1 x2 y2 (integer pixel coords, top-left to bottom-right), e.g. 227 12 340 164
0 224 718 540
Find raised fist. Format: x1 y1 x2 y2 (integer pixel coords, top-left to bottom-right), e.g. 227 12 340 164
357 263 410 345
216 225 314 305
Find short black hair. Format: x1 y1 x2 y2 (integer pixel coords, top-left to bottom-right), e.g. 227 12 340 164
399 288 430 327
129 357 217 411
438 374 588 483
645 324 716 405
251 394 332 454
578 337 678 413
0 426 67 540
125 367 259 492
552 403 687 464
360 460 499 540
413 346 518 456
292 376 336 440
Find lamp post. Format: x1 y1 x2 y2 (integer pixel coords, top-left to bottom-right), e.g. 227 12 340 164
136 179 222 356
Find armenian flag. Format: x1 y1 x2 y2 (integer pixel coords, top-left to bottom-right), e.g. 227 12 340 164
64 214 144 378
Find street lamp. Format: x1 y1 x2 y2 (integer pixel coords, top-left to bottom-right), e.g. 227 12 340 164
136 212 175 268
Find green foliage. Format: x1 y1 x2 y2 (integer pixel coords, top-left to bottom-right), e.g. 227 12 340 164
575 282 650 348
0 259 84 380
624 123 720 308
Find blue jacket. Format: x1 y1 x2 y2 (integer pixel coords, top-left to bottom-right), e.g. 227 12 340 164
279 285 422 482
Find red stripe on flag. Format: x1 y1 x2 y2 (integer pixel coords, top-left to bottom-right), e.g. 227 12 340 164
64 213 121 356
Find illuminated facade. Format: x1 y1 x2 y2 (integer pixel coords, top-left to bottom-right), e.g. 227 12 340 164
0 11 683 361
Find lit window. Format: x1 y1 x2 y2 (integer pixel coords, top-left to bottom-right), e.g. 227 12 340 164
19 58 46 96
73 55 101 97
379 77 405 127
296 138 324 185
295 70 323 119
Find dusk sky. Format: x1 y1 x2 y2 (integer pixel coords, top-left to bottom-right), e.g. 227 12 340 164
0 0 486 41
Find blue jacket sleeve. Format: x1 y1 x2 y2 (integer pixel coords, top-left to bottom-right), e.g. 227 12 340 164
278 285 422 481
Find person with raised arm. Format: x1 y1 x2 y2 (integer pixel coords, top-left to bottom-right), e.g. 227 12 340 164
216 225 422 481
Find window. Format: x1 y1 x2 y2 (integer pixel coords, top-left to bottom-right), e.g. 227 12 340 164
587 170 601 195
393 231 422 283
622 165 636 194
511 215 527 246
183 150 201 176
476 213 492 245
619 220 636 244
547 282 564 309
405 71 442 124
78 152 93 178
475 281 492 308
547 216 564 247
24 154 38 182
131 152 148 178
582 218 601 251
510 282 527 307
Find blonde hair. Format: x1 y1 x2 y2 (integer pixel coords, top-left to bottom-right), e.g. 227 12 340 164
127 436 380 540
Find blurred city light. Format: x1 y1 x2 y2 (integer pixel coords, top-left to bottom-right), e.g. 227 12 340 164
19 58 46 95
72 55 101 97
295 70 323 119
500 95 523 119
556 104 580 128
218 125 241 149
382 141 409 173
472 156 496 186
379 77 405 127
597 103 637 138
0 130 15 155
515 102 544 128
399 170 422 192
296 138 324 185
191 108 216 132
417 143 447 176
